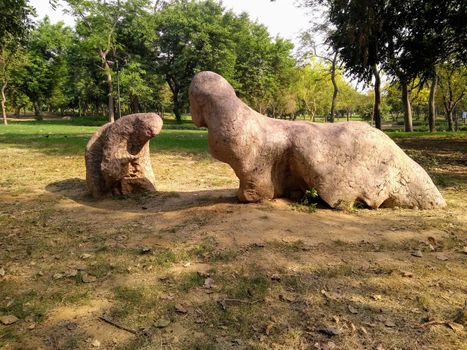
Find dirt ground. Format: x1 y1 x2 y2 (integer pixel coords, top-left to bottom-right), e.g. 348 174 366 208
0 136 466 349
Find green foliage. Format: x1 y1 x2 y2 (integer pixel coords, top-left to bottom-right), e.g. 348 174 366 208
0 0 34 47
10 18 73 118
2 0 464 132
299 188 319 213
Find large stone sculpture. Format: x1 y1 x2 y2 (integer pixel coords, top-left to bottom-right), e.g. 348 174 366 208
189 71 446 209
85 113 162 198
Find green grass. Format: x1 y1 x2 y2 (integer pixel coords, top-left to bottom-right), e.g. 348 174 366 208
0 119 208 155
387 130 467 138
1 119 466 158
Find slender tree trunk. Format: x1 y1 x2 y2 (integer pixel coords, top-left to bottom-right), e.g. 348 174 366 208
428 74 437 133
100 50 115 123
33 101 43 121
107 70 115 123
329 53 338 123
173 89 181 123
372 65 381 130
401 81 413 132
1 81 7 125
446 110 454 131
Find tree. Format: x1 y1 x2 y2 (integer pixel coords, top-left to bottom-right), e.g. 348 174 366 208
0 0 33 47
302 0 389 128
66 0 124 122
0 0 33 124
0 42 20 124
428 74 438 132
150 0 236 121
299 26 340 123
12 18 72 119
230 13 295 115
437 63 466 131
303 0 467 132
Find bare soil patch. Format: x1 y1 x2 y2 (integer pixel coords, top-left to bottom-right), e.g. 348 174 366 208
0 137 466 349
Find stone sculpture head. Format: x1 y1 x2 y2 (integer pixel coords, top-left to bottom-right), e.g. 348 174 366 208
124 113 163 150
189 71 237 128
132 113 163 139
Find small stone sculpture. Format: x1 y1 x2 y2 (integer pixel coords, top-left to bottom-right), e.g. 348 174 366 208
189 71 446 209
85 113 162 198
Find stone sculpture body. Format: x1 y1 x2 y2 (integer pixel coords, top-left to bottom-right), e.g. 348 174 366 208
85 113 163 198
189 71 446 209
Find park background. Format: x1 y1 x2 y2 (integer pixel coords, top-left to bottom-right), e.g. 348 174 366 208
0 1 466 349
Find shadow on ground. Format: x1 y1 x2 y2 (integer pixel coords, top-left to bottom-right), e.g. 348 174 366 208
46 178 239 213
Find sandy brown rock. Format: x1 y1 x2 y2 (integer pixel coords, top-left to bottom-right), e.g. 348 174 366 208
85 113 162 198
189 71 446 209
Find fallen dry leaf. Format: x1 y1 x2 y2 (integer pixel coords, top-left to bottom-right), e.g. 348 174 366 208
348 305 358 314
154 318 170 328
447 321 464 333
53 273 64 280
175 304 188 314
314 341 335 350
203 277 215 289
321 289 338 300
411 250 423 258
65 269 78 277
279 294 295 302
0 315 19 325
436 254 449 261
81 273 97 283
264 322 274 335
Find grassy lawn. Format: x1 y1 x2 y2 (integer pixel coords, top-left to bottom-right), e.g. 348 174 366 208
0 119 466 350
0 119 208 155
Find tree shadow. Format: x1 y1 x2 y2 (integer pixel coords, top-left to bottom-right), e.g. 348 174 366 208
45 178 239 213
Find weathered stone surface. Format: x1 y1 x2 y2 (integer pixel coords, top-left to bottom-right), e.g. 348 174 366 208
85 113 162 198
189 71 446 209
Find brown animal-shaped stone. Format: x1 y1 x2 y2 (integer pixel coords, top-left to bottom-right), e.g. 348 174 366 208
85 113 162 198
189 71 446 209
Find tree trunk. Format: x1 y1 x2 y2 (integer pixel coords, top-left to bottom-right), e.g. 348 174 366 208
1 81 7 125
130 95 140 114
107 71 115 123
372 65 381 130
33 101 43 121
428 74 437 132
329 53 338 123
173 89 182 123
446 110 454 131
401 81 413 132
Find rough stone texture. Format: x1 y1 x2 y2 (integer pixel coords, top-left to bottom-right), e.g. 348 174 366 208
189 71 446 209
85 113 162 198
